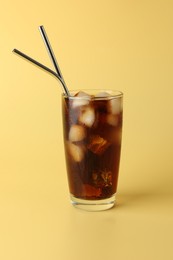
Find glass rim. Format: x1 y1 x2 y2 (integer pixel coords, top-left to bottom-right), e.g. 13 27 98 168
62 89 123 100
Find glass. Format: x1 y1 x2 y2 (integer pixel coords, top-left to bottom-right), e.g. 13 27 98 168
62 89 123 211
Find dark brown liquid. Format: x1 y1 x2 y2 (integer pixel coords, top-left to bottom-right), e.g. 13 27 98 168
62 95 123 200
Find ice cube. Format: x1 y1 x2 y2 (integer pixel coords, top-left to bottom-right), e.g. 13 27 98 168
95 91 110 98
108 128 122 144
79 106 95 127
87 135 110 155
101 170 112 187
106 114 119 126
108 98 122 115
92 170 112 187
75 91 90 97
81 184 101 197
72 91 91 108
67 142 85 162
69 124 86 142
114 129 122 145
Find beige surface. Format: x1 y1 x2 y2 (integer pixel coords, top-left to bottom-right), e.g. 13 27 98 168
0 0 173 259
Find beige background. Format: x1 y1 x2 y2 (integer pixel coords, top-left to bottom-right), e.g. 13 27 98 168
0 0 173 259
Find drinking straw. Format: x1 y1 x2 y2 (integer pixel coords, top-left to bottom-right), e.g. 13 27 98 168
13 49 69 95
39 25 69 95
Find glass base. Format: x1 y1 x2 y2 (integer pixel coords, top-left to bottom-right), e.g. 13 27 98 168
70 194 116 211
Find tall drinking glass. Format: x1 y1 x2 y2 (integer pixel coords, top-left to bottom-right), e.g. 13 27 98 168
62 90 123 211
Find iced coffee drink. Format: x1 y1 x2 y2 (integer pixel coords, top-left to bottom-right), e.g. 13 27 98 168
62 90 123 211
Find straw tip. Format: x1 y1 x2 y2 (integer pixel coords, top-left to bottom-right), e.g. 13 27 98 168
39 25 44 30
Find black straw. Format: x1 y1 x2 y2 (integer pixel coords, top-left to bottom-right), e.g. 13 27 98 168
39 25 69 96
13 48 69 95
